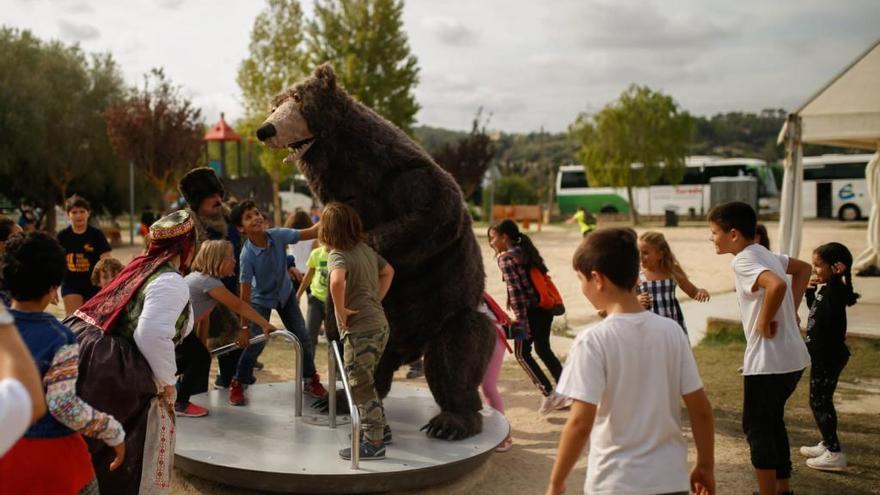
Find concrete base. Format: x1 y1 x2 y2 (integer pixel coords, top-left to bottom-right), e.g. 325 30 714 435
175 383 509 493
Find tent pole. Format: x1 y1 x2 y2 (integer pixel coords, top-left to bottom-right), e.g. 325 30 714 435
777 115 803 256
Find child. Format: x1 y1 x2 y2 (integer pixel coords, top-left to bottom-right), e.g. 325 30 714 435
0 232 125 494
57 195 112 315
481 292 514 452
91 257 123 289
755 223 770 250
0 216 23 307
708 201 812 495
231 200 325 406
637 231 710 334
321 202 395 461
800 242 859 472
565 206 596 237
296 240 329 349
286 210 315 287
546 228 715 495
181 240 278 416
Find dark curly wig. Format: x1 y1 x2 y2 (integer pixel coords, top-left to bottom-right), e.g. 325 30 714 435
0 232 66 302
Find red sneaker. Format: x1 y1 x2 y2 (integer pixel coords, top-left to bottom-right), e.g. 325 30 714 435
229 379 247 406
304 373 328 398
175 402 209 418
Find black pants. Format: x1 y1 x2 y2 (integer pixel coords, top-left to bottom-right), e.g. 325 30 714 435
810 356 849 452
176 332 211 404
742 370 803 479
514 307 562 396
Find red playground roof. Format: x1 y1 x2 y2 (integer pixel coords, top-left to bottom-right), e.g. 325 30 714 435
204 113 241 142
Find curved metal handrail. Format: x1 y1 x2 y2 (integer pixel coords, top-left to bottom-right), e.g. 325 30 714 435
210 330 303 417
328 340 361 470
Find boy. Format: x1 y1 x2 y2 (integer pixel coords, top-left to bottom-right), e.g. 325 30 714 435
230 200 326 405
708 202 811 495
547 228 715 495
57 195 112 315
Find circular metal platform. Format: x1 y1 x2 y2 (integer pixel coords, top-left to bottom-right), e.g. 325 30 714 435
175 382 509 493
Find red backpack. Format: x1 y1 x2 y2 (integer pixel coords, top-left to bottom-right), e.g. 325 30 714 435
529 267 565 316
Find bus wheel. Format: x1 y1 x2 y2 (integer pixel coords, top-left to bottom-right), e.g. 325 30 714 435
600 206 618 214
838 204 861 221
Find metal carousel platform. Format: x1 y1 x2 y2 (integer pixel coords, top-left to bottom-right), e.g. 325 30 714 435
174 332 509 494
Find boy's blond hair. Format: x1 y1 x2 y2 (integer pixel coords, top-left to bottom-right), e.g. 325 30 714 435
90 257 123 286
190 240 232 278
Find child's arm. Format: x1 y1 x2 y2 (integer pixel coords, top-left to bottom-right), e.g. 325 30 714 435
377 263 395 300
329 269 358 329
754 271 787 338
546 400 596 495
45 343 126 470
683 388 715 495
674 272 710 302
208 286 277 337
298 224 319 241
297 268 316 301
785 257 812 312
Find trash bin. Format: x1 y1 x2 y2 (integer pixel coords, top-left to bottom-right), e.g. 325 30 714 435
664 208 678 227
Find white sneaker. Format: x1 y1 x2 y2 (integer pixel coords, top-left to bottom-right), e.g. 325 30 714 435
799 441 827 458
538 392 568 416
806 450 847 472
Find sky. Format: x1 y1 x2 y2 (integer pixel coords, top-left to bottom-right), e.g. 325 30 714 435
2 0 878 133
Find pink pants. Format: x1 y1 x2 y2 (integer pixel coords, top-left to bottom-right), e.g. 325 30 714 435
481 335 506 413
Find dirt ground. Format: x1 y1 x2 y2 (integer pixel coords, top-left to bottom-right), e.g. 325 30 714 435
85 219 874 494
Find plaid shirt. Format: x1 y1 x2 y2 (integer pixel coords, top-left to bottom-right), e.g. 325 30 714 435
497 247 537 323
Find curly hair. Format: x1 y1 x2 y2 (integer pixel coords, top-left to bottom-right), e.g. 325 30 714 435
0 232 66 301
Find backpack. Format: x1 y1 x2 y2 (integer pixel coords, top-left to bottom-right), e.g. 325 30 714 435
529 267 565 316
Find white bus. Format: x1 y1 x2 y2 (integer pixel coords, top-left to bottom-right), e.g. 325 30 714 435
801 154 872 221
556 156 779 216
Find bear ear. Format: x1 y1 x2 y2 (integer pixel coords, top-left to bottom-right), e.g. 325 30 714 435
314 63 336 91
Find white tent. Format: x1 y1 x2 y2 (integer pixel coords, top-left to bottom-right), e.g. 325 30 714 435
777 39 880 275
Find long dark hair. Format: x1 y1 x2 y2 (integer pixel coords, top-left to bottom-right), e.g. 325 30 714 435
814 242 859 306
490 219 548 273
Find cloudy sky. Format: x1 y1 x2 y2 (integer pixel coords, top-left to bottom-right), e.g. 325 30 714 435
2 0 878 132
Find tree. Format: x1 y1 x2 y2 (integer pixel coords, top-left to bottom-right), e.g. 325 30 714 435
491 175 539 205
237 0 308 225
430 109 495 200
305 0 420 135
570 85 693 224
104 68 205 199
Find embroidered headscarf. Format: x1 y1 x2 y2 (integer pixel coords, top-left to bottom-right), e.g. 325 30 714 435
75 210 195 333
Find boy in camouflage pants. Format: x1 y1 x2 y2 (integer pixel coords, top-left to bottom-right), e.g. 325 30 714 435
320 203 395 460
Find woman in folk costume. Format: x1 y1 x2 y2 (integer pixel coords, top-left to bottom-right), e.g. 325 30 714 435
66 210 197 494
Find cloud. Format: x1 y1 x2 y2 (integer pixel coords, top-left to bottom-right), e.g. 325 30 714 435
422 16 478 46
155 0 185 9
57 20 100 42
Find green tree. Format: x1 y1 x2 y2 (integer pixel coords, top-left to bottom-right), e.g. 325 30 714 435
305 0 420 135
237 0 307 225
491 175 539 205
570 85 693 224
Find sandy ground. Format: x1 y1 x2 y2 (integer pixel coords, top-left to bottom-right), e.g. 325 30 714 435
53 220 871 494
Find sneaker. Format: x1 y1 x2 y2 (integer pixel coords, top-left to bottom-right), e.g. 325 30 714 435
254 360 265 371
229 379 247 406
350 425 393 445
495 435 514 452
175 402 209 418
800 441 827 458
304 373 328 398
339 439 386 461
538 392 569 416
806 450 847 472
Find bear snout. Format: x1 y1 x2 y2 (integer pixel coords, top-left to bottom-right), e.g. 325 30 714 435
256 122 277 142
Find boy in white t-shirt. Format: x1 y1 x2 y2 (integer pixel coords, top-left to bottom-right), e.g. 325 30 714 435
708 202 812 495
546 228 715 495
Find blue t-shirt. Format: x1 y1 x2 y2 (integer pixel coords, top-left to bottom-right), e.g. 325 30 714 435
239 228 301 308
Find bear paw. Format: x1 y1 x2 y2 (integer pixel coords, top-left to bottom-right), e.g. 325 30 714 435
420 411 482 440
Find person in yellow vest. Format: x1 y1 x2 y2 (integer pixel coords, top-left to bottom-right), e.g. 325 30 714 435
566 207 596 237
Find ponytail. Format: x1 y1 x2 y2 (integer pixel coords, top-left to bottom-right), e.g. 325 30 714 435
492 219 548 273
814 242 860 307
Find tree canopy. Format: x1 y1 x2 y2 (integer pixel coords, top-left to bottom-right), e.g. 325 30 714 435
430 109 495 200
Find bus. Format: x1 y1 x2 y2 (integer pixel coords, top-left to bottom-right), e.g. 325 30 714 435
556 156 779 216
802 154 873 221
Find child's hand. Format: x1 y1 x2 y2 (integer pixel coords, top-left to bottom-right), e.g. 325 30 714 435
109 442 126 471
261 323 277 338
757 320 778 338
289 267 304 283
637 292 652 309
544 482 565 495
338 307 359 330
690 464 715 495
695 288 710 302
236 327 251 348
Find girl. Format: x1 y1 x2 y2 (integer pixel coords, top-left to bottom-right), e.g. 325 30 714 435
481 292 514 452
0 232 124 495
296 239 329 349
91 257 123 289
637 231 710 333
800 242 859 472
181 240 277 416
321 202 395 461
57 195 112 315
488 219 567 415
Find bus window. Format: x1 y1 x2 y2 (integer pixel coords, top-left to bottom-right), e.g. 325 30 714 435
681 167 705 185
804 163 866 181
560 170 588 189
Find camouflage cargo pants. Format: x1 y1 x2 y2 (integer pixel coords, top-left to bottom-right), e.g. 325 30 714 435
342 326 390 442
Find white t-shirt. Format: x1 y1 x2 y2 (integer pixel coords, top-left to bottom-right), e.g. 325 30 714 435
0 378 32 456
557 311 703 495
732 244 810 375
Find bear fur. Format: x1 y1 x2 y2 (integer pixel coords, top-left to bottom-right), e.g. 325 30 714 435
257 64 494 440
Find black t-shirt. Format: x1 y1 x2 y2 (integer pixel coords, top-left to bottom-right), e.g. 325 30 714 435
805 280 850 364
57 225 112 296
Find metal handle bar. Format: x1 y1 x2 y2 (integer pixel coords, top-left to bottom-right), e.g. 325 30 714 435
329 340 361 470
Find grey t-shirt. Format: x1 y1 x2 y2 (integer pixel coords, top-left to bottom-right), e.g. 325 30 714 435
185 271 225 321
327 242 388 334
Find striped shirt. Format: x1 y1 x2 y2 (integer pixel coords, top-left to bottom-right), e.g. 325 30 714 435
638 274 687 334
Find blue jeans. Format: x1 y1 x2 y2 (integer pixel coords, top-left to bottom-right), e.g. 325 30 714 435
235 290 316 383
